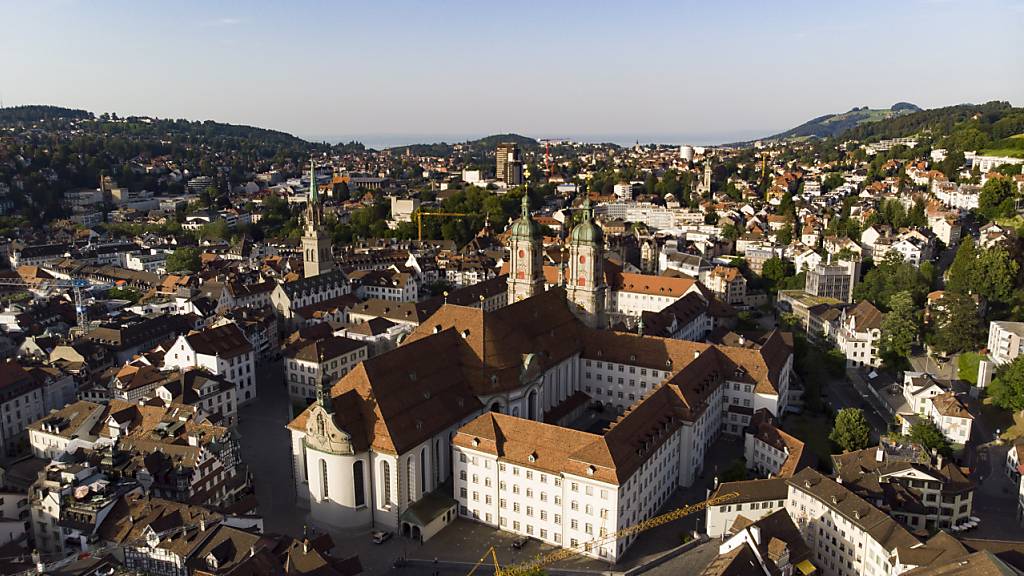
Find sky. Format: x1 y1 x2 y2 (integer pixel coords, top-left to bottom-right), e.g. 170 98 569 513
3 0 1023 146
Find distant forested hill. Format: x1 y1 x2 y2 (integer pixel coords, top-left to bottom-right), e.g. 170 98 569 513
761 103 922 141
0 105 93 123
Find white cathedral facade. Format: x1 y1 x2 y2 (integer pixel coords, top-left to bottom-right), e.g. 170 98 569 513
287 198 793 560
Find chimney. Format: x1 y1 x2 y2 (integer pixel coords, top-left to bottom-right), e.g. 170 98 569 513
303 539 309 554
693 350 700 360
250 545 256 558
738 335 746 347
875 446 884 462
200 518 206 532
936 454 944 469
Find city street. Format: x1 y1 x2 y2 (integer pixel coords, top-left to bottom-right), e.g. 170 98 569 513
237 359 306 537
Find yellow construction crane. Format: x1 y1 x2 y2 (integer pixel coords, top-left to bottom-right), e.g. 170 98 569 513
467 491 739 576
416 210 469 242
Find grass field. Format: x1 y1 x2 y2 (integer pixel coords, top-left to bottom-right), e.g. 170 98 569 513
958 352 984 385
980 396 1024 441
978 148 1024 158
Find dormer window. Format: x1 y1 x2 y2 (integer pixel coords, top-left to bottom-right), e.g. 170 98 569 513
528 452 537 463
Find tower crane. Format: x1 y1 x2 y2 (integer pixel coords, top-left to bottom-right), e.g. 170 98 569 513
466 491 738 576
538 139 565 177
0 277 92 330
415 210 469 242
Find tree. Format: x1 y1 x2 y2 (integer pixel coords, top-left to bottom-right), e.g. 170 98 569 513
990 356 1024 412
720 222 740 241
166 246 201 273
761 257 791 285
776 224 793 246
880 291 919 365
830 408 872 453
201 219 230 241
945 238 977 295
977 177 1014 219
908 421 954 456
974 246 1019 306
854 252 931 311
928 292 982 355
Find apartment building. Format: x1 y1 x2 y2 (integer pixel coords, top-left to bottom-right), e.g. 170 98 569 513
835 301 883 369
162 322 257 404
284 334 368 404
986 320 1024 365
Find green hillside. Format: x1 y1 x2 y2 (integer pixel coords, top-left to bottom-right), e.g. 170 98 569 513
763 103 922 141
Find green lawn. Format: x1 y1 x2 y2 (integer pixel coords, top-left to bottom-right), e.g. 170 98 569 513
958 352 984 385
980 396 1024 441
784 413 836 472
979 148 1024 158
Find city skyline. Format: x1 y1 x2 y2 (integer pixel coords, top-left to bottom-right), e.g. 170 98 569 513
4 0 1022 146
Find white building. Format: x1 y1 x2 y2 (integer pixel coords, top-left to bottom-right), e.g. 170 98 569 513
284 335 368 404
162 322 257 404
705 478 790 539
786 468 919 576
899 372 973 445
835 301 883 368
986 320 1024 365
0 360 48 458
288 288 793 555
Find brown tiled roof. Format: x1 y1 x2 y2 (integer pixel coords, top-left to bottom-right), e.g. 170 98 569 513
931 392 973 420
405 288 584 396
847 300 884 331
611 272 697 297
184 323 252 358
286 335 366 363
787 468 919 551
288 329 482 455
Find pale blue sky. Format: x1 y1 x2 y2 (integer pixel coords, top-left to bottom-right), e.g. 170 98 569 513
3 0 1022 145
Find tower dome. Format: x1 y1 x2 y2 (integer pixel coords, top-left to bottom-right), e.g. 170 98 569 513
509 194 542 240
569 198 603 243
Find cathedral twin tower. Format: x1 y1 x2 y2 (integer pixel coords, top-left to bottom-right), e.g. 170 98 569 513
506 194 607 328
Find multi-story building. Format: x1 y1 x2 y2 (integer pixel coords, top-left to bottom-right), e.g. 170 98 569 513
154 370 239 427
0 360 47 458
705 266 747 306
607 272 706 321
162 322 257 404
100 494 223 576
899 372 973 444
284 334 368 404
744 409 811 478
496 143 523 186
986 320 1024 365
705 477 791 539
271 270 351 330
832 442 975 532
835 300 883 369
805 260 858 303
350 268 418 302
786 468 920 576
28 400 107 459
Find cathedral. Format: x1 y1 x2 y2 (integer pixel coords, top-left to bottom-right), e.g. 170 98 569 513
287 196 793 560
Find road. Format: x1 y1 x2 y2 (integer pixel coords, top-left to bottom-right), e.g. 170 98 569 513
821 369 888 439
237 358 307 536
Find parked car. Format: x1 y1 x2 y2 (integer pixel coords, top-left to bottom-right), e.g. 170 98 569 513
511 536 529 550
372 531 392 544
